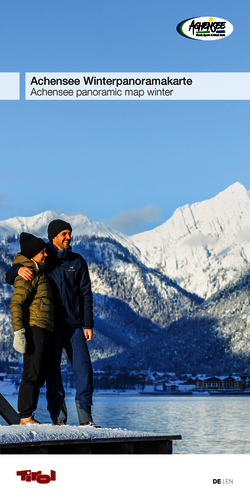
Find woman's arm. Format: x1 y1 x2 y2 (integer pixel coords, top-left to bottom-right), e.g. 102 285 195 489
10 277 35 331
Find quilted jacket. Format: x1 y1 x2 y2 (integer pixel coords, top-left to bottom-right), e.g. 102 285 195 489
10 253 54 332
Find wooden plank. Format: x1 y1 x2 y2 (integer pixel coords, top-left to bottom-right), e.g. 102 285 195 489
0 435 181 454
0 394 19 425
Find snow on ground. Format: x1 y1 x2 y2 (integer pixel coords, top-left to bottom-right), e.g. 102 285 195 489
0 423 153 445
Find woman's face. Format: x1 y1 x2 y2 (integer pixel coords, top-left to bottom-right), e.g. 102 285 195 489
32 248 47 263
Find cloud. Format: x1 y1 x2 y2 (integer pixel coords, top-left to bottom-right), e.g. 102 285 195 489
105 205 161 234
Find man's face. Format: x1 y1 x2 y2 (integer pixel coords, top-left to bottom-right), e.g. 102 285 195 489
32 248 47 263
52 229 72 250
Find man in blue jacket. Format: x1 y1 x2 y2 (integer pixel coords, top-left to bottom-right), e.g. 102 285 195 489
6 219 99 427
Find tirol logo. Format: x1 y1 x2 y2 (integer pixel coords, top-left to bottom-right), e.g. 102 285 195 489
17 469 56 484
177 17 233 40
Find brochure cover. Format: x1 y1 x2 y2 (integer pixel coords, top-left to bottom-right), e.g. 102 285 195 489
0 0 249 498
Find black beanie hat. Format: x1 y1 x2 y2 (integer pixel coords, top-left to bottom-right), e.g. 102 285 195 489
47 219 72 242
20 233 46 260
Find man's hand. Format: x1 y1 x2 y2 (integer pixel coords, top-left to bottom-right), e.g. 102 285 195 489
18 267 33 281
84 329 93 341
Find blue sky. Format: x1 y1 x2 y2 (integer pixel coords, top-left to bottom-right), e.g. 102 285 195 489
0 0 249 234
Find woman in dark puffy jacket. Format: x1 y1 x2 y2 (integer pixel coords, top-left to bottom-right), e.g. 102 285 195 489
10 232 54 425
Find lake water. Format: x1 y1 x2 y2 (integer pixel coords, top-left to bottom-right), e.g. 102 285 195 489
1 393 250 454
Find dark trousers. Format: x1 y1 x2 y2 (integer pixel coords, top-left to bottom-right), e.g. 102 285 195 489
46 327 93 425
18 326 50 419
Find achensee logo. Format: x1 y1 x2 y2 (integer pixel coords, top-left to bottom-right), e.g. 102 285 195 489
177 17 233 40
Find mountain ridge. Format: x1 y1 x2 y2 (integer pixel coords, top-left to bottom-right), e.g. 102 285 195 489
131 182 250 298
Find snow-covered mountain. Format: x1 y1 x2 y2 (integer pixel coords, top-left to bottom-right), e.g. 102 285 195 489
0 210 140 260
2 183 250 301
131 183 250 299
2 182 250 373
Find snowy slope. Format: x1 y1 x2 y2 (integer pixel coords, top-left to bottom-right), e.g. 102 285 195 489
131 183 250 299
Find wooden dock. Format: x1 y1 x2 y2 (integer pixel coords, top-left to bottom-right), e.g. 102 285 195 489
0 434 181 454
0 393 181 454
0 393 19 425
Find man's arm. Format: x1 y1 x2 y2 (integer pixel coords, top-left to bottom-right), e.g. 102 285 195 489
6 264 22 285
79 258 94 331
6 264 33 285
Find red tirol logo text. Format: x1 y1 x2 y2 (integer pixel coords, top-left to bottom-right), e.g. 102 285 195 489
16 470 56 484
